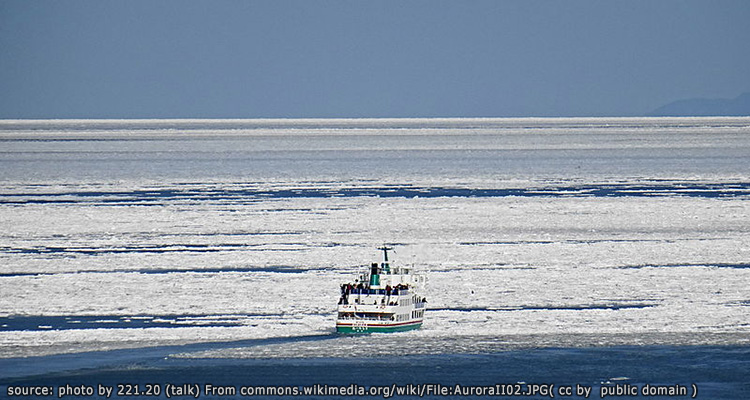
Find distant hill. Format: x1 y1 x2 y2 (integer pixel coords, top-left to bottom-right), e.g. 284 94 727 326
647 92 750 116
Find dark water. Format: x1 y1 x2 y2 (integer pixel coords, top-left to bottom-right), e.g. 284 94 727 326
1 341 749 399
0 314 275 331
3 182 750 206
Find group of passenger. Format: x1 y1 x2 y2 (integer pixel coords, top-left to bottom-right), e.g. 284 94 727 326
338 281 426 306
384 284 410 295
339 282 410 296
340 282 362 295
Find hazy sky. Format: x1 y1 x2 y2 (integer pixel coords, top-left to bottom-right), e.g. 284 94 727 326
1 0 748 118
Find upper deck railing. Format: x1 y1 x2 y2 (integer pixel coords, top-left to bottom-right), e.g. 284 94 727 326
347 288 409 295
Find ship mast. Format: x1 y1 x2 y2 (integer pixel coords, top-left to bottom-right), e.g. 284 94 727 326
377 245 393 275
377 245 393 262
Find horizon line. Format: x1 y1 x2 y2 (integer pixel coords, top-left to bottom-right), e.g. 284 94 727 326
2 115 750 122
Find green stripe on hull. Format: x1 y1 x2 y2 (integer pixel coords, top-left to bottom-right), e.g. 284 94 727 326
336 322 422 334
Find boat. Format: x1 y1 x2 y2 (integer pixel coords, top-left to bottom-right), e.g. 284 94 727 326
336 246 427 333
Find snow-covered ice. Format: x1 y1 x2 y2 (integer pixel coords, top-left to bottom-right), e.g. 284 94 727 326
1 118 749 358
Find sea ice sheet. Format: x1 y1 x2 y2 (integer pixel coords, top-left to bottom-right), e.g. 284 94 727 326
1 118 749 358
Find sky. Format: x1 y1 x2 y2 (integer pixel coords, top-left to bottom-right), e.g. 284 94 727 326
1 0 749 118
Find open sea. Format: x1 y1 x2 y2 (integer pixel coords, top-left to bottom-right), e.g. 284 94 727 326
1 118 749 399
